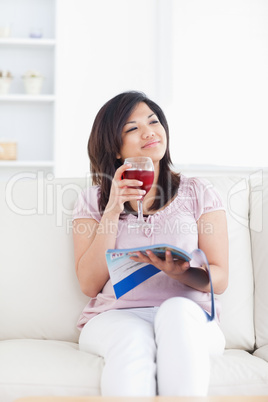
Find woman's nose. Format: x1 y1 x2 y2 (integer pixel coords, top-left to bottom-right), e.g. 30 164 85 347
141 126 155 139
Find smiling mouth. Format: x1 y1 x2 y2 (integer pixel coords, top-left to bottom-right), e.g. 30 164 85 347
142 141 160 149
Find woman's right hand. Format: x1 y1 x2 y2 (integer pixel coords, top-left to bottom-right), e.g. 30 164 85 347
74 164 145 298
105 163 146 215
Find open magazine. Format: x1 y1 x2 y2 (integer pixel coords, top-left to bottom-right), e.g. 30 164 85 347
105 244 215 321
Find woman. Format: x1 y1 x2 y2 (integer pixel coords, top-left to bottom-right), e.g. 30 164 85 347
72 91 229 396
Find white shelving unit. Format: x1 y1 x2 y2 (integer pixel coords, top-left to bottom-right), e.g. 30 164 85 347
0 0 56 179
0 94 55 102
0 38 56 47
0 161 54 168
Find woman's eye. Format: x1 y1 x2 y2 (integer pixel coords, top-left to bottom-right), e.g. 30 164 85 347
150 120 159 124
126 127 137 133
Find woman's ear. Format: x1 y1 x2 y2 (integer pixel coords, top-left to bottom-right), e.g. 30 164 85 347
116 153 121 159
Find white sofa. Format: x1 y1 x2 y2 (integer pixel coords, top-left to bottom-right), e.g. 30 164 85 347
1 169 268 401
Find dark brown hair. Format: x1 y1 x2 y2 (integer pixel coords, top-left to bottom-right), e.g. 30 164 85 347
88 91 180 216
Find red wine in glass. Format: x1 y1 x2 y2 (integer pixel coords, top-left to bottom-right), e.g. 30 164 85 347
123 169 154 196
123 157 154 228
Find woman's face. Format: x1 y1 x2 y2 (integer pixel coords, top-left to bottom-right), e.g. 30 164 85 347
118 102 167 166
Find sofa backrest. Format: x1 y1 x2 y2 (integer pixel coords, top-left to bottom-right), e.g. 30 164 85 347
0 176 89 343
0 172 266 349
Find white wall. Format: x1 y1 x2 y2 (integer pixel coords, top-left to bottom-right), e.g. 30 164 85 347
54 0 268 177
55 0 159 177
168 0 268 168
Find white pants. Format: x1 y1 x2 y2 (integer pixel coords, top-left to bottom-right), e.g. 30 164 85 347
79 297 225 396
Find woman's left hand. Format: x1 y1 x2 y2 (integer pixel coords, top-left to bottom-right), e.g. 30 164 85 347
129 250 190 281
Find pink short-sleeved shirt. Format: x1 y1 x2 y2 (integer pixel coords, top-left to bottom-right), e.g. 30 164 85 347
73 175 225 329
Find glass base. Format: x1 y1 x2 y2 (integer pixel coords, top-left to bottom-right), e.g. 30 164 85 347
127 220 154 230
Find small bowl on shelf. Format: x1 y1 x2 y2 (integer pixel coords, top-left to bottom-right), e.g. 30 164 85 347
29 28 43 39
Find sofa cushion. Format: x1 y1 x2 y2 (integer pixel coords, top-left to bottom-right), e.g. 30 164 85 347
209 349 268 395
254 345 268 362
0 339 103 402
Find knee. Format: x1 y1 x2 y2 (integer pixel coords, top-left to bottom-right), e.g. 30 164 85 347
155 297 207 329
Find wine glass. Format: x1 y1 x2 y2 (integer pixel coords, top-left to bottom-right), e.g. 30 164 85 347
123 156 154 229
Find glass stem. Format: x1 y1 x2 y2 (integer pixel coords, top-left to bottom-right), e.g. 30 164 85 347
137 200 144 223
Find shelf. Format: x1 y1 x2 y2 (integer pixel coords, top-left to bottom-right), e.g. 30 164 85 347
0 38 56 47
0 160 54 167
0 94 55 102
